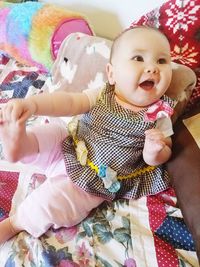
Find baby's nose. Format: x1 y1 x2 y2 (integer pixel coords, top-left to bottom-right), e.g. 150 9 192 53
144 65 159 74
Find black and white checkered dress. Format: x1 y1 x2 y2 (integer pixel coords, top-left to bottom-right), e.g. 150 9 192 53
62 84 175 200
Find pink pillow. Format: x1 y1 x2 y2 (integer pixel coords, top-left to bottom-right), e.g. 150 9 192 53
51 18 93 60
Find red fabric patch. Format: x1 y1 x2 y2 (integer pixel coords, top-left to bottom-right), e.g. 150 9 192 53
0 171 19 221
147 188 179 266
0 54 10 65
0 98 9 104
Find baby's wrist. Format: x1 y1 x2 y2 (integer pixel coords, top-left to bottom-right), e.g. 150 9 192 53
27 97 37 116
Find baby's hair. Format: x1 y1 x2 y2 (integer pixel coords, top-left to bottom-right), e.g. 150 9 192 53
109 25 170 63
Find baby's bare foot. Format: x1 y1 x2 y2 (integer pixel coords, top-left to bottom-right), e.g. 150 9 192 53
0 114 26 162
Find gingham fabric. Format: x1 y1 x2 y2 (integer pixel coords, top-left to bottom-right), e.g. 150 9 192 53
62 84 175 200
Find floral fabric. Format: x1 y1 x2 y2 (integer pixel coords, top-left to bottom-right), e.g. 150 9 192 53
0 171 197 266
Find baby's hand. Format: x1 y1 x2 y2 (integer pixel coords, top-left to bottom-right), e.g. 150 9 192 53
144 128 166 153
0 98 36 124
143 128 172 166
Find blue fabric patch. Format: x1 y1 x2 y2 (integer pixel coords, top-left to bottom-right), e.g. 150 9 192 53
155 216 195 251
0 208 6 219
7 2 43 45
0 72 45 98
0 50 9 57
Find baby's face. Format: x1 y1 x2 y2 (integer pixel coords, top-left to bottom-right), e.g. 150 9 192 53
107 28 172 109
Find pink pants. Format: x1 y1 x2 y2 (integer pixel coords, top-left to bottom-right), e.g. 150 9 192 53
11 123 104 238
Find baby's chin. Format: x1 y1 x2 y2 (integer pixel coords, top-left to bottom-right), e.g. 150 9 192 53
131 99 161 110
115 94 160 112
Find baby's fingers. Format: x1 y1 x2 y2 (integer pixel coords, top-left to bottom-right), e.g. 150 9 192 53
10 105 24 121
1 103 15 122
5 103 15 121
1 101 22 122
17 108 32 123
145 129 164 141
153 140 166 151
145 128 162 135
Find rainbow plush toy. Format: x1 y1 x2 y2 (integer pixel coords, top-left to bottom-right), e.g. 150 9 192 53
0 1 93 72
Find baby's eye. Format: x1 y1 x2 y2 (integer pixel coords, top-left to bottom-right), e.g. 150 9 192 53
132 56 144 62
158 58 167 64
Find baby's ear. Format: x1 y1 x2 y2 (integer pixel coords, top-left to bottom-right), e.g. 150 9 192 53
106 63 115 85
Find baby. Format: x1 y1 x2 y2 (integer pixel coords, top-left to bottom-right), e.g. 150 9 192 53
0 26 175 242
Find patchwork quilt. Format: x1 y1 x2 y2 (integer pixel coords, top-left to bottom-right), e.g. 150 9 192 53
0 54 199 267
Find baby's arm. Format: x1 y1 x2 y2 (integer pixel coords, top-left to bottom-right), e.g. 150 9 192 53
1 91 91 124
31 91 91 117
143 128 172 166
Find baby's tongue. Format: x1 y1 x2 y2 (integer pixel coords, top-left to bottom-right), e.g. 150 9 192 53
139 80 154 90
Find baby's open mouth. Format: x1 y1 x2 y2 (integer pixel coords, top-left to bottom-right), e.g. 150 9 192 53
139 80 155 90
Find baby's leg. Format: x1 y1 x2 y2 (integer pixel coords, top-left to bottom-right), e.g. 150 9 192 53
0 110 67 174
0 114 39 163
8 175 104 239
0 122 71 243
0 218 21 244
23 122 68 174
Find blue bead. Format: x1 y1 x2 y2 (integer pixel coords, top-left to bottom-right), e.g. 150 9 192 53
98 164 107 178
108 181 121 193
